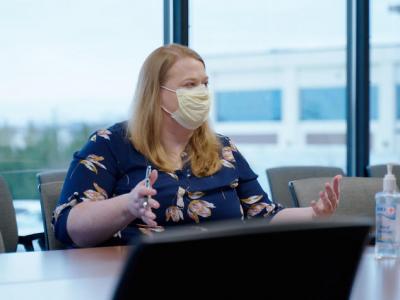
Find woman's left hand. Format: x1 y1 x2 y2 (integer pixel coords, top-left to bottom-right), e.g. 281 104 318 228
311 175 342 218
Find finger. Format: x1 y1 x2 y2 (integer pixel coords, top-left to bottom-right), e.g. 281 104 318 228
142 217 157 227
310 200 319 212
148 198 160 209
333 175 342 202
325 182 334 200
144 210 157 220
142 216 158 227
325 183 337 210
311 198 323 216
150 169 158 185
320 191 333 213
136 185 157 198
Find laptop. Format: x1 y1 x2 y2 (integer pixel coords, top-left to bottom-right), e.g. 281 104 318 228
113 217 371 300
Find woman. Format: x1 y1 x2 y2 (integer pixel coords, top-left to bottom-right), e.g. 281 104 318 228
53 44 341 248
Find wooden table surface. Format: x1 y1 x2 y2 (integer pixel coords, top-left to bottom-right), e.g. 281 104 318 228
0 246 400 300
351 247 400 300
0 246 130 300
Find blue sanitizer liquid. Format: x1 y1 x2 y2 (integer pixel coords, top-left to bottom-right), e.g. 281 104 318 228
375 192 400 259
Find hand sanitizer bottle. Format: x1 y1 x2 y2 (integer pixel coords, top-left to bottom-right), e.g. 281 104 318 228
375 164 400 259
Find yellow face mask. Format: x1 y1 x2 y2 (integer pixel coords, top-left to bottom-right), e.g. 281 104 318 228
161 84 211 130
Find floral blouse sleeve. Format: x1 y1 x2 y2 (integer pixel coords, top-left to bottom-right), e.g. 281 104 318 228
225 137 284 221
52 129 119 247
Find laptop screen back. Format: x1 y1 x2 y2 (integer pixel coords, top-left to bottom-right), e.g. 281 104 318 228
113 217 370 299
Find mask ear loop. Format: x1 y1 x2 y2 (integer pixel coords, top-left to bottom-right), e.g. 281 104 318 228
160 86 178 115
161 106 173 115
160 86 176 93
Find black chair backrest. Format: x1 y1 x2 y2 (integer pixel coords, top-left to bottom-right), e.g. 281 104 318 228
367 164 400 191
113 218 370 300
0 230 5 253
37 170 67 250
266 166 345 207
0 176 18 252
289 177 382 221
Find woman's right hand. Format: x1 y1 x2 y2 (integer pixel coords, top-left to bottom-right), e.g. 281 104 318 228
127 169 160 227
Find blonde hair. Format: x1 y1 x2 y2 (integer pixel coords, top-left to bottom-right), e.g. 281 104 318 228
129 44 221 177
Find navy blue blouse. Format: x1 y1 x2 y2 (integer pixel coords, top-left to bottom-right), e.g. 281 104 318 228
53 122 284 247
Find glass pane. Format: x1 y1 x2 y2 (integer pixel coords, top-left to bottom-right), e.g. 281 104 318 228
0 1 163 237
300 87 346 120
370 0 400 165
216 90 282 122
190 0 347 195
397 85 400 119
299 86 378 121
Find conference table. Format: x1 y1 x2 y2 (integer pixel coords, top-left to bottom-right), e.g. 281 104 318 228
0 246 399 299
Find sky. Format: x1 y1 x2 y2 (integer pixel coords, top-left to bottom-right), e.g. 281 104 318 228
0 0 399 127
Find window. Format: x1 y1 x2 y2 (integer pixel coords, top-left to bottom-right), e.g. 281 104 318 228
0 0 163 238
370 86 379 121
397 85 400 119
369 0 400 165
300 86 378 121
190 0 346 193
215 90 282 122
0 1 163 199
300 87 345 120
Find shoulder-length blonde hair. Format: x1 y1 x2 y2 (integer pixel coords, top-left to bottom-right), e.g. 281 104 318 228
128 44 221 177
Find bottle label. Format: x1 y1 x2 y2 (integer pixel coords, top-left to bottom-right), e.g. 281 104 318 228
376 203 399 243
376 204 396 220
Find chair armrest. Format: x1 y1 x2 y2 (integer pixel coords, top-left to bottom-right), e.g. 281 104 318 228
18 232 45 251
0 232 5 253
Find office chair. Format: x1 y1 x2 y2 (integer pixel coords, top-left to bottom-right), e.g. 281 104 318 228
37 170 67 250
0 176 44 252
367 164 400 191
0 231 5 253
289 176 382 220
266 166 345 207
